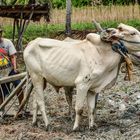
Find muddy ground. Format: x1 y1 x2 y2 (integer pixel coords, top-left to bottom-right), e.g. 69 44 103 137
0 65 140 140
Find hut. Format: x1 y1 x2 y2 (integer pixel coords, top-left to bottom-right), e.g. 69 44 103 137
0 0 51 50
0 0 51 118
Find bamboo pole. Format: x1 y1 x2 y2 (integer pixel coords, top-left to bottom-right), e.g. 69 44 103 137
0 72 27 84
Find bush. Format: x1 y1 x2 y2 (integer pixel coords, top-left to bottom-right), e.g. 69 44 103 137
102 0 136 5
51 0 138 9
52 0 92 9
52 0 66 9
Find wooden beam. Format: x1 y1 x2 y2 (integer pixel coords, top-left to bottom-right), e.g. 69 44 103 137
0 10 48 14
0 72 27 84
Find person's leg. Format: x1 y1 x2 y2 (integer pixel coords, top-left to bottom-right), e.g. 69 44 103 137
9 70 24 105
0 90 3 106
0 83 10 105
0 83 10 116
0 92 3 117
0 90 4 116
13 79 24 105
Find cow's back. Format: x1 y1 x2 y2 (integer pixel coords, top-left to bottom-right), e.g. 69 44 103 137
23 38 87 86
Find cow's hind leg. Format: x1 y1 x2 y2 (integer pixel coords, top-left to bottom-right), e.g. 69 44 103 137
31 74 49 130
64 87 73 118
87 91 98 130
32 92 39 126
73 84 89 131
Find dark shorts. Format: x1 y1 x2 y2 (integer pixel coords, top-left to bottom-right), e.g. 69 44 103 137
0 69 21 96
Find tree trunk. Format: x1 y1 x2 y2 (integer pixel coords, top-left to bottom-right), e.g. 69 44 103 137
135 0 138 4
65 0 72 36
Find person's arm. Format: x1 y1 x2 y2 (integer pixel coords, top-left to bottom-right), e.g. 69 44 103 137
7 39 17 72
10 54 18 73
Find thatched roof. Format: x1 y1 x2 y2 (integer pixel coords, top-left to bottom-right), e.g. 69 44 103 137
0 4 51 21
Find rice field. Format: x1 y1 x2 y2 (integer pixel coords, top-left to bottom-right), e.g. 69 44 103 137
50 4 140 24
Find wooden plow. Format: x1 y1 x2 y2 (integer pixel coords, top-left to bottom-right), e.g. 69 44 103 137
0 72 33 119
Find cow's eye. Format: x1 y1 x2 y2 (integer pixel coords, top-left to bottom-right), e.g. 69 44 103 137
112 31 116 34
130 32 136 36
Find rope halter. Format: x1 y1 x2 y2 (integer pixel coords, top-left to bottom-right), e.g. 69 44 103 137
112 41 133 81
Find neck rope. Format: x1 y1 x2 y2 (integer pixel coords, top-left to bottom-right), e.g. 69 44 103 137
120 38 140 44
112 41 128 57
112 40 133 81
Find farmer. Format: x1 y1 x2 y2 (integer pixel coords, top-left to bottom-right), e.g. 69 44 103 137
0 27 24 116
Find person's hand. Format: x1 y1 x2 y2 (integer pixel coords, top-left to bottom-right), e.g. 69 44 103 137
14 69 19 74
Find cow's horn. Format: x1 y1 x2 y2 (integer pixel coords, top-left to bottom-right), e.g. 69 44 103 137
92 19 103 32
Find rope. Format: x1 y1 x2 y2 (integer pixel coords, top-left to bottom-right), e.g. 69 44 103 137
112 42 134 81
120 38 140 44
125 57 133 81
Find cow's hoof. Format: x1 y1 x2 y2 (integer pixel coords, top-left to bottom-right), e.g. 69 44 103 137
0 117 4 124
73 126 80 132
73 126 87 132
70 113 75 122
124 75 129 81
89 123 97 131
44 124 51 131
32 121 38 127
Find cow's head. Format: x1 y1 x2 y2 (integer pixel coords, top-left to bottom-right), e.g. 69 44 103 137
101 24 140 53
100 28 121 42
116 23 140 52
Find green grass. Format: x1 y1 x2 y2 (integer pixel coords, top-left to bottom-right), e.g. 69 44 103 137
2 19 140 45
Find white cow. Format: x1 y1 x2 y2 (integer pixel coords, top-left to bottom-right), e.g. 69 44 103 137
23 23 140 131
117 23 140 71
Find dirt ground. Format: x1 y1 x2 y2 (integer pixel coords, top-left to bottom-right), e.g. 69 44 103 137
0 65 140 140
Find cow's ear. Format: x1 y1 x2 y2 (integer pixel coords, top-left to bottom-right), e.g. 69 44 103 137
117 23 124 30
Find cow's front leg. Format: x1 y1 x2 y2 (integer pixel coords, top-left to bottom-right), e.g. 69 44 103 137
73 84 89 131
87 91 98 129
31 75 49 130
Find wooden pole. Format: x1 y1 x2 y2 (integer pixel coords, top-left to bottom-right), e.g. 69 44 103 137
12 18 16 43
17 19 26 51
14 81 33 119
16 7 34 51
18 11 23 50
65 0 72 36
